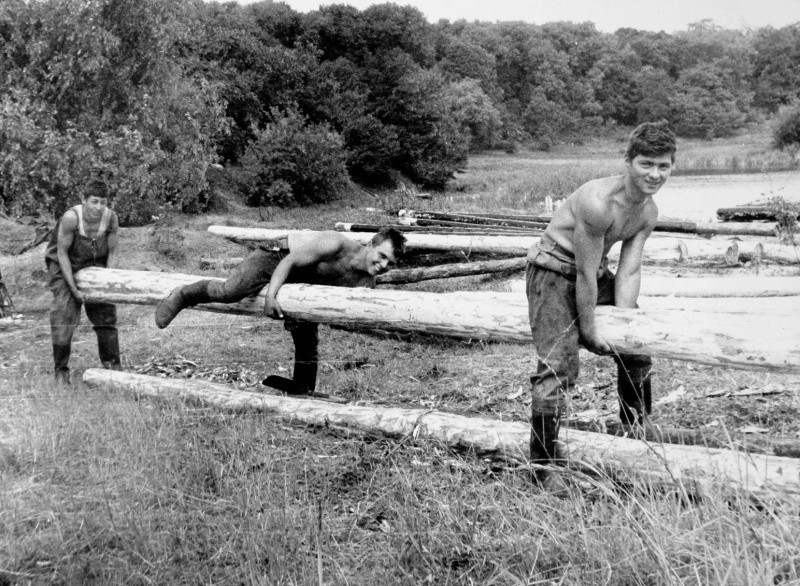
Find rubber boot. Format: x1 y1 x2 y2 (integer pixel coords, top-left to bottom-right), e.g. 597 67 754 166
155 280 212 329
530 411 561 465
96 326 121 370
617 364 653 437
530 411 568 493
53 343 71 385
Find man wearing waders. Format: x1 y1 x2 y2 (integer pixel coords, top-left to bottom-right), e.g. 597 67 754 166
526 121 676 488
45 180 121 384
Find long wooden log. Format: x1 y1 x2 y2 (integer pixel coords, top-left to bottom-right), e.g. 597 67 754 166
503 275 800 297
207 226 769 264
637 296 800 314
398 210 779 237
76 268 800 372
82 369 800 500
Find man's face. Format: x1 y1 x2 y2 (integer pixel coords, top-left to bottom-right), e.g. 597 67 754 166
626 153 674 196
82 195 109 220
367 240 397 275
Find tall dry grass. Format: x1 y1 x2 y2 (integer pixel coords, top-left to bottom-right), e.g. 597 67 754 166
2 125 800 584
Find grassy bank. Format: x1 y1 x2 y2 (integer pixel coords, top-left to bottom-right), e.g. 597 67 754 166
2 130 800 584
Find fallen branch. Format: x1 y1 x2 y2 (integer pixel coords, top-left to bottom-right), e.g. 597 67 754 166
82 369 800 500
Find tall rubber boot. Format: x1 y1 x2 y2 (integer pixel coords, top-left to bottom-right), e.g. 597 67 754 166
290 323 319 394
530 411 561 465
96 327 121 370
53 343 71 385
530 411 569 493
617 364 653 432
155 280 212 329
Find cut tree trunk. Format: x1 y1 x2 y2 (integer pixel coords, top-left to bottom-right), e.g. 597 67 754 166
208 226 769 264
75 268 800 372
82 369 800 500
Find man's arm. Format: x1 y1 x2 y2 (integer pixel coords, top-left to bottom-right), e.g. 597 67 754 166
615 205 657 308
573 192 613 354
105 213 120 269
56 211 84 303
264 232 349 319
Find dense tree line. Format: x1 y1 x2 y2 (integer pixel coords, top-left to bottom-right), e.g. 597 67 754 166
1 0 800 222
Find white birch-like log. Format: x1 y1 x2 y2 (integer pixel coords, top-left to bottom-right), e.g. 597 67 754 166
208 226 769 263
637 296 800 314
82 369 800 500
503 275 800 297
75 268 800 373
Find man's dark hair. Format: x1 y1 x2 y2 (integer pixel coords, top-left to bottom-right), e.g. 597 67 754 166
626 120 676 162
372 227 406 257
84 179 111 200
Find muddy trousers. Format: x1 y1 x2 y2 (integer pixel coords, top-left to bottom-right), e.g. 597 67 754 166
49 277 120 376
526 262 652 464
176 249 320 392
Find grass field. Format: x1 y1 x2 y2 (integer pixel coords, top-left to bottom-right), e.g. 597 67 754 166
1 131 800 584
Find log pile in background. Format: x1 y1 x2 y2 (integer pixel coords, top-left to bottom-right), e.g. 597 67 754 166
208 226 776 264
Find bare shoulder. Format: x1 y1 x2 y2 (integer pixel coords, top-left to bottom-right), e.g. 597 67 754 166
59 209 79 231
572 176 623 226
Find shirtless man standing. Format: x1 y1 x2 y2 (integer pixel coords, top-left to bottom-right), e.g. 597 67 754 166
155 228 406 394
526 121 676 475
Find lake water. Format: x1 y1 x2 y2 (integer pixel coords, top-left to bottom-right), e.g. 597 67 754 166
654 171 800 223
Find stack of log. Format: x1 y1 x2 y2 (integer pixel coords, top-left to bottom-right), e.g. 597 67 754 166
394 209 780 237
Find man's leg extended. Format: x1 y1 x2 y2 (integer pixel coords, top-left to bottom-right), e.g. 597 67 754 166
155 249 282 328
526 263 579 466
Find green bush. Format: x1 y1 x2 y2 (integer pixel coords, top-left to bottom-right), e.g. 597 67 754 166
239 107 349 206
772 102 800 151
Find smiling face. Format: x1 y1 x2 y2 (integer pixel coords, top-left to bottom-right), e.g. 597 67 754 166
81 195 109 222
365 239 397 275
625 153 674 197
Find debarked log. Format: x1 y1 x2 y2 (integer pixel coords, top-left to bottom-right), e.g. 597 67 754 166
76 268 800 373
82 369 800 500
503 275 800 298
207 226 769 264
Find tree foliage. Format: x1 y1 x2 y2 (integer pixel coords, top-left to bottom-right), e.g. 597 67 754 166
2 1 799 216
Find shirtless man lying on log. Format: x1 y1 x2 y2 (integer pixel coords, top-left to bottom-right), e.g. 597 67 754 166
155 228 406 395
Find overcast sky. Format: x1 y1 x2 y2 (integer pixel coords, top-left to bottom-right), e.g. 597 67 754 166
235 0 800 34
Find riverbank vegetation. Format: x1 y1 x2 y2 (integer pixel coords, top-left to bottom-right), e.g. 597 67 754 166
2 0 800 226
